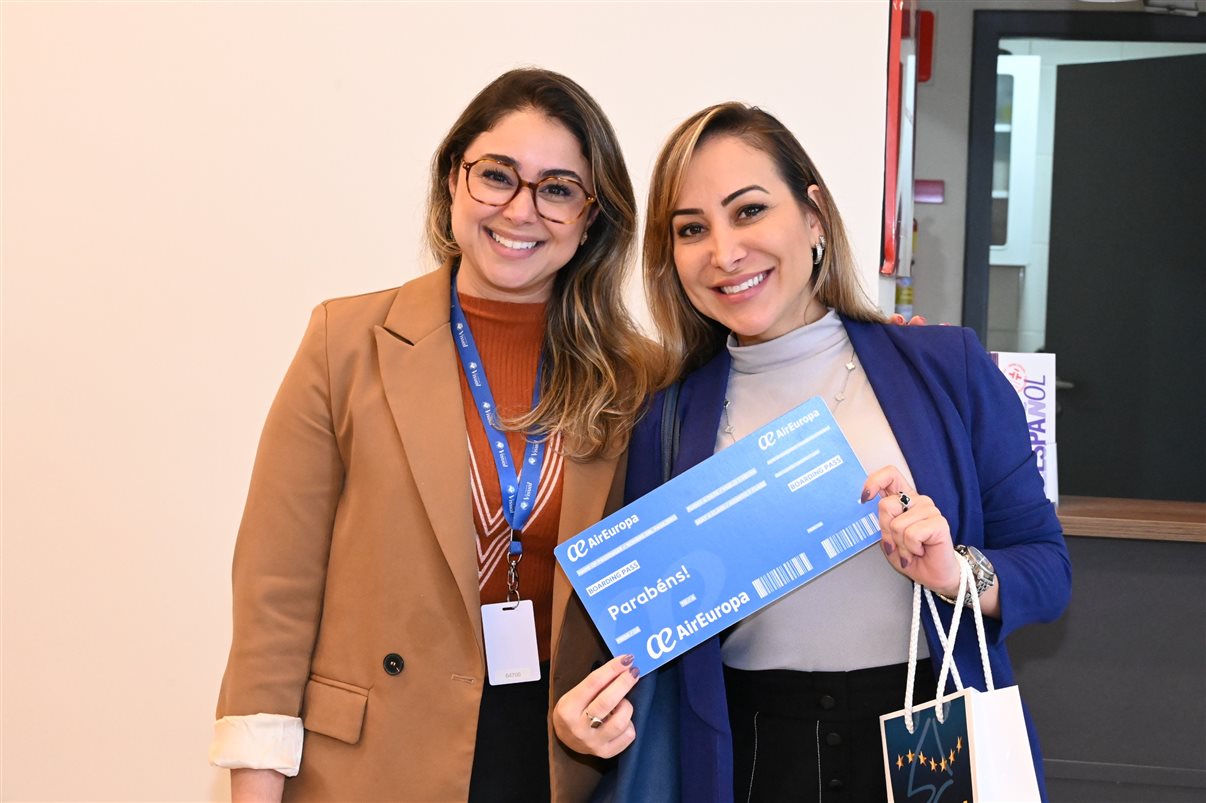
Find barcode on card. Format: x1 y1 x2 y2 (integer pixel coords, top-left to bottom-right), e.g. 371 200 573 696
820 514 881 559
751 551 814 599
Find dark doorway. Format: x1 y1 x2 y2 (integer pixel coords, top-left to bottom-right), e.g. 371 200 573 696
1045 54 1206 502
963 12 1206 337
963 10 1206 501
963 14 1206 800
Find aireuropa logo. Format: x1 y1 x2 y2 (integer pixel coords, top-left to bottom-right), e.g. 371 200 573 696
646 627 677 660
566 515 641 563
756 411 820 451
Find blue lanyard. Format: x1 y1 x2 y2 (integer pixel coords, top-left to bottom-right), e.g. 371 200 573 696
449 280 547 549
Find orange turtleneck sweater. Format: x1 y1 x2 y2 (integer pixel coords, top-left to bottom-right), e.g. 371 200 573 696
457 293 563 662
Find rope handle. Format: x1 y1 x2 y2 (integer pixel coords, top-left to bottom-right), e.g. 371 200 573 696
925 585 964 692
902 553 995 733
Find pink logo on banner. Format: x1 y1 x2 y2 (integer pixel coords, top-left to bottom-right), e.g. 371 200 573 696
1003 362 1026 392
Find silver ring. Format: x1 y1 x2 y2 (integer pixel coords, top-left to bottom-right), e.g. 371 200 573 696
898 492 912 512
586 711 605 729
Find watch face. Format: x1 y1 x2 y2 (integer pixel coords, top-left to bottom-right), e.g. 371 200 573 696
958 545 994 593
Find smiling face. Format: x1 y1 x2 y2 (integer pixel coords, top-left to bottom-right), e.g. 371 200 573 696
449 109 596 303
670 135 826 345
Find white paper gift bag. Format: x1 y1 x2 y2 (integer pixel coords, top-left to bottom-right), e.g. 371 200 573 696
879 559 1040 803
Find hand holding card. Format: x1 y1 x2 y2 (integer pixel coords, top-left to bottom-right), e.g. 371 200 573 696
551 654 640 758
555 397 881 673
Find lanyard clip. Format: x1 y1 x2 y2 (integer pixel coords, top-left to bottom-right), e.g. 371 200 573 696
506 531 523 603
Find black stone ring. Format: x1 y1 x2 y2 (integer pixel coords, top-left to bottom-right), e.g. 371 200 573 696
898 492 912 512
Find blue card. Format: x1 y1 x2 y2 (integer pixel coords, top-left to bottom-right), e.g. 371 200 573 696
554 396 881 673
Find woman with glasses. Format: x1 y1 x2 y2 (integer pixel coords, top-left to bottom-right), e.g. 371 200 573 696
210 68 657 802
555 103 1070 802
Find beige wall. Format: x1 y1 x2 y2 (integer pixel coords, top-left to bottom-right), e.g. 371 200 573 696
1 2 891 800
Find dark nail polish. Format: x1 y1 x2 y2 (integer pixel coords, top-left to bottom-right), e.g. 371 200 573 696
881 540 895 556
900 557 910 569
630 666 640 679
860 489 872 503
621 654 634 666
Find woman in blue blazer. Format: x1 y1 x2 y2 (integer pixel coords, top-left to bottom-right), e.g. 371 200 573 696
555 104 1070 802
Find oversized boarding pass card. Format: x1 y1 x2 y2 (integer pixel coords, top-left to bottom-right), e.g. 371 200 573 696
554 397 882 673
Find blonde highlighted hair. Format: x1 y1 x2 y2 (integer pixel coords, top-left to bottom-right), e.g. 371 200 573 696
425 68 659 459
644 102 884 377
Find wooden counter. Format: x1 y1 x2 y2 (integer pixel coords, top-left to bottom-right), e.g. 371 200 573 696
1057 495 1206 543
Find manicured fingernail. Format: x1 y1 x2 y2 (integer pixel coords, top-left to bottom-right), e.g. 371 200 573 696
629 666 640 679
881 540 895 556
915 316 927 325
860 489 872 503
621 654 634 666
900 556 910 569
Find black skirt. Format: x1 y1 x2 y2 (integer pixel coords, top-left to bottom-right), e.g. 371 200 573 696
468 663 552 803
725 660 937 803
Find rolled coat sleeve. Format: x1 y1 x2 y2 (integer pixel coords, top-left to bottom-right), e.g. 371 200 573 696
213 303 345 763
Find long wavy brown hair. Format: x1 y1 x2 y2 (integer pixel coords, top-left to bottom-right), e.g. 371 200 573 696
644 102 885 378
426 68 658 459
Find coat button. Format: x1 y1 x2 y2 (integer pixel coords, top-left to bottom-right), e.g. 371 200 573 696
819 694 836 710
383 653 405 675
826 731 842 746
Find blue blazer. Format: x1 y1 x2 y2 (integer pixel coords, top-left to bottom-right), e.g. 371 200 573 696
599 318 1071 803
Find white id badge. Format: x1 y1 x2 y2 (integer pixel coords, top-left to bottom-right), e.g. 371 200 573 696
481 600 541 685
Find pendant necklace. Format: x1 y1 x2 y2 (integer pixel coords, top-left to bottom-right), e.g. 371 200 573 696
722 347 858 443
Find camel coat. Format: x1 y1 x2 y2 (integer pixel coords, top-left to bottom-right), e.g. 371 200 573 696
216 264 618 801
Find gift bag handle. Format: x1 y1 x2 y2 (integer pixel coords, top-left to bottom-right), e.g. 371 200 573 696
903 554 994 733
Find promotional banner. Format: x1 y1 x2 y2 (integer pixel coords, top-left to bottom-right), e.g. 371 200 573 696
991 351 1057 504
554 397 880 672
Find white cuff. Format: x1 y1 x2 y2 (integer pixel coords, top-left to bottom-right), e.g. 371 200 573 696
209 713 303 778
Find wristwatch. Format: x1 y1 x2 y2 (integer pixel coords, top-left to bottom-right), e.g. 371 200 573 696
936 545 996 608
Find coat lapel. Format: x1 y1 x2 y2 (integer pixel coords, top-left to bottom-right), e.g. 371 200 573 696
674 350 737 737
842 317 960 530
550 450 620 666
374 265 483 651
674 350 731 477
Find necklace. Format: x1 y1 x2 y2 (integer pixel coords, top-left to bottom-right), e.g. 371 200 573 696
722 347 858 443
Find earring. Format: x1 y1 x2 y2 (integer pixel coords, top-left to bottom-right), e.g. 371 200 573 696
812 235 826 266
580 231 589 246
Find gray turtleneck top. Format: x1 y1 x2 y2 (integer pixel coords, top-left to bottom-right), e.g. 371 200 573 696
719 310 927 671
